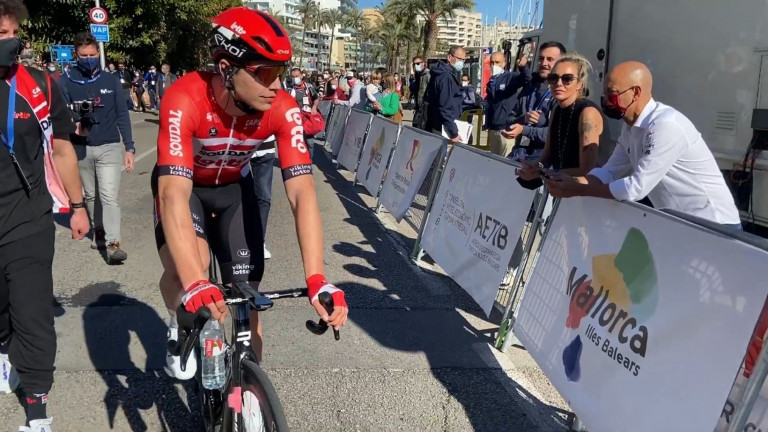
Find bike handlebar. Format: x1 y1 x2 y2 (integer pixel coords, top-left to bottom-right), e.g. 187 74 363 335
169 284 340 370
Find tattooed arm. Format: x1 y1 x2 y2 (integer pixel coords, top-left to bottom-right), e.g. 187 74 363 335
556 106 602 176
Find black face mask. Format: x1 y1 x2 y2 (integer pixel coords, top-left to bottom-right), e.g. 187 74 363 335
0 38 20 68
381 82 388 91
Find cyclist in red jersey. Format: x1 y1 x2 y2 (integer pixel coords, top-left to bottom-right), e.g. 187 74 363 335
153 7 348 379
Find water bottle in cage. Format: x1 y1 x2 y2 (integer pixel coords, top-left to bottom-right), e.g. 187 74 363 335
201 319 226 389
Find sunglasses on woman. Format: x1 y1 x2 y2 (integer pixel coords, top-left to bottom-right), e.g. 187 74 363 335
546 73 578 86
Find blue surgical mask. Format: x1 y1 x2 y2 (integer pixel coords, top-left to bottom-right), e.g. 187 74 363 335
77 57 100 75
453 61 464 72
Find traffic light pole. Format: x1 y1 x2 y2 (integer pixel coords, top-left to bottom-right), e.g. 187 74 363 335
94 0 106 69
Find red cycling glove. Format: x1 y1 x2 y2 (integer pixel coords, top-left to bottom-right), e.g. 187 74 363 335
306 274 347 309
182 280 224 314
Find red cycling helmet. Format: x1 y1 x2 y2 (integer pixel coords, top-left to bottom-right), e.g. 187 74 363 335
209 7 292 65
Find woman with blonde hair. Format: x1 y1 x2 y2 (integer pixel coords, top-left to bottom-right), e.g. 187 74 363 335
518 53 603 182
372 72 403 121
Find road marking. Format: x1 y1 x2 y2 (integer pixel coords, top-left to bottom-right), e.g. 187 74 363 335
122 147 156 172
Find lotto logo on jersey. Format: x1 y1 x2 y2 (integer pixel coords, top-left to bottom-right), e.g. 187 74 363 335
168 110 184 157
284 107 307 153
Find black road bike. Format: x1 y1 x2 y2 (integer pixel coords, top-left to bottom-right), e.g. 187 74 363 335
169 263 340 431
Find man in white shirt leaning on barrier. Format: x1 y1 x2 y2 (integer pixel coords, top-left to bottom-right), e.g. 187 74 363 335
542 61 742 230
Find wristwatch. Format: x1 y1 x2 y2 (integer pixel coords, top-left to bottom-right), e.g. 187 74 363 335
127 148 136 154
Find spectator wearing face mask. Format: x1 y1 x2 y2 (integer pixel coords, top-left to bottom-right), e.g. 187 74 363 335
334 70 364 108
426 46 468 143
45 62 61 83
410 56 430 130
483 50 532 156
322 77 347 101
460 74 478 112
144 65 158 110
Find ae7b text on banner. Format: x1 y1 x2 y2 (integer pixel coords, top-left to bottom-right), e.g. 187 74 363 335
421 145 535 316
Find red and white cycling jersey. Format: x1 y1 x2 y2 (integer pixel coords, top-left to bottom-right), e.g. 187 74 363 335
156 72 311 185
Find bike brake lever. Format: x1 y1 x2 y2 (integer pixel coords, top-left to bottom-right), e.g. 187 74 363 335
179 306 212 371
304 291 340 341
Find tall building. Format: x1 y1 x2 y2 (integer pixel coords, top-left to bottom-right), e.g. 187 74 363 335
419 9 483 51
243 0 302 29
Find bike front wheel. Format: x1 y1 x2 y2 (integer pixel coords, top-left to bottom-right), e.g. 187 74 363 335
235 358 290 432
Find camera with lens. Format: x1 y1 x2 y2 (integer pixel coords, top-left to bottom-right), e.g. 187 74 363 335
68 99 103 128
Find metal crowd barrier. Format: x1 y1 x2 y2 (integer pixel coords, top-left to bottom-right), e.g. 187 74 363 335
319 101 768 430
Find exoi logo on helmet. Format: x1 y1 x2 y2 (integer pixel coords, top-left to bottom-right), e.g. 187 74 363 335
214 33 246 58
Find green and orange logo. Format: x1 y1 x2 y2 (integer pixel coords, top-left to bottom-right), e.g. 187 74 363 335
562 227 658 381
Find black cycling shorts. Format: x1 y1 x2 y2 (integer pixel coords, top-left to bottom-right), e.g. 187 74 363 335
151 167 264 284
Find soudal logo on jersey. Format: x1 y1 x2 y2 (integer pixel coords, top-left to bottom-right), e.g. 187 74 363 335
168 110 184 157
193 141 258 168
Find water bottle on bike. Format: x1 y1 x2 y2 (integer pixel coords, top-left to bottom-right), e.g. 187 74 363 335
201 319 226 389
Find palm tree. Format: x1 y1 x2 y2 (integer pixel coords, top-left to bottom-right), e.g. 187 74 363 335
296 0 319 70
388 0 475 58
344 7 365 69
374 19 407 72
322 8 345 70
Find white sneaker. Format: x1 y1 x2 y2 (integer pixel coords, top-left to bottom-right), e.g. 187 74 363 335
263 244 272 260
19 417 53 432
0 352 20 394
164 322 197 380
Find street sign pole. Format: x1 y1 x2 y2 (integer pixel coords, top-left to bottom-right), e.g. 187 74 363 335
94 0 106 69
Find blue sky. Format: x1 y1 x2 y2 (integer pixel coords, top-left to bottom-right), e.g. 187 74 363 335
356 0 536 25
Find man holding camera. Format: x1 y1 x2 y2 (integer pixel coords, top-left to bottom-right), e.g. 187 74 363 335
59 32 135 263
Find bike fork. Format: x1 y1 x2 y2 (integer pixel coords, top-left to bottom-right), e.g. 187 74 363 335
226 304 254 429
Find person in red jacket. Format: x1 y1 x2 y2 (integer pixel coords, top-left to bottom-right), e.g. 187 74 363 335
322 77 347 101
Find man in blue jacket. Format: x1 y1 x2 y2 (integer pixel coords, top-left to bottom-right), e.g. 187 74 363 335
426 46 466 143
59 32 135 263
484 51 531 156
503 41 566 161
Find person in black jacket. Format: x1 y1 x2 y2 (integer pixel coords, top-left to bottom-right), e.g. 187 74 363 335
426 46 466 142
58 32 135 264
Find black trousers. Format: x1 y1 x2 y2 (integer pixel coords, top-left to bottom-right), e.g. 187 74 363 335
0 225 56 394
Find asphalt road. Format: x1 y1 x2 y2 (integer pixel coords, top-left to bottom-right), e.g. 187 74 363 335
0 110 568 432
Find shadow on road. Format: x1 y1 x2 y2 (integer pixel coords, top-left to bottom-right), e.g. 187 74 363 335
314 148 568 431
81 284 201 431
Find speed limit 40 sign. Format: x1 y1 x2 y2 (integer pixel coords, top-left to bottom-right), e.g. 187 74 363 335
89 7 108 24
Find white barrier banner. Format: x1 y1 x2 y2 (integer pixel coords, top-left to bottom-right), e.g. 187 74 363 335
514 197 768 432
336 109 372 171
379 127 444 222
329 105 350 156
421 145 535 316
355 117 400 197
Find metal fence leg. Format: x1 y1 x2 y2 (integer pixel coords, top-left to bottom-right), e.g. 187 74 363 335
411 146 449 263
494 188 550 352
728 327 768 431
